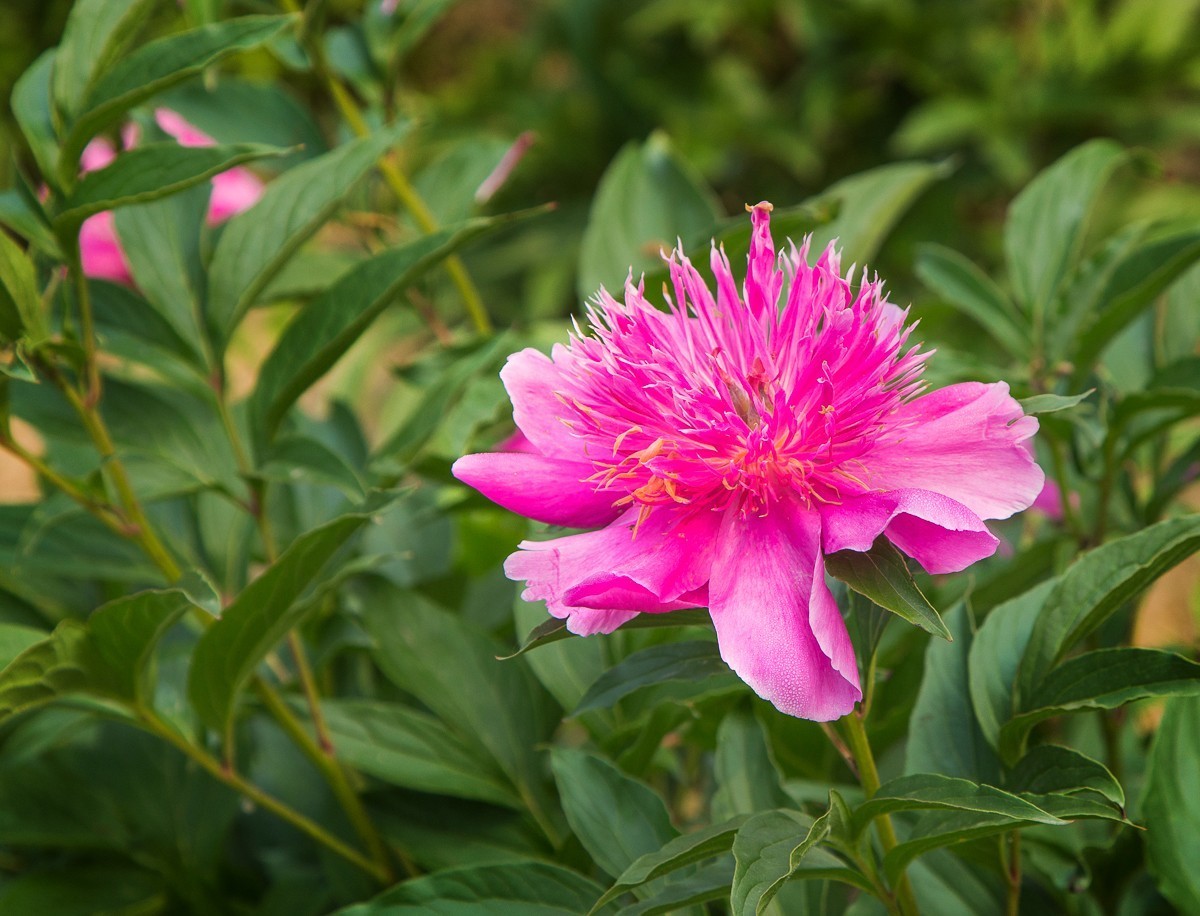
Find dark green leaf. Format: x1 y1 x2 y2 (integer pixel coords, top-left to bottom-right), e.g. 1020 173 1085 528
1001 648 1200 763
361 580 556 791
914 243 1026 355
55 143 285 228
0 864 164 915
826 538 950 640
881 808 1054 883
62 15 295 172
0 186 60 256
592 816 749 913
1004 139 1127 315
1006 745 1124 808
711 711 792 822
11 51 60 186
89 589 195 703
850 774 1064 839
578 132 721 299
573 640 730 715
906 603 999 783
259 434 366 500
1017 515 1200 705
50 0 156 123
205 124 409 341
613 860 735 916
0 624 46 670
188 499 388 731
551 748 677 879
731 810 866 916
1143 695 1200 914
313 698 520 808
0 621 112 722
335 862 611 915
514 596 605 711
251 214 530 446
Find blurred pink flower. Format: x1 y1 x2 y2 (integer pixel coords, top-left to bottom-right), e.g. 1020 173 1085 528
78 110 264 283
454 203 1044 721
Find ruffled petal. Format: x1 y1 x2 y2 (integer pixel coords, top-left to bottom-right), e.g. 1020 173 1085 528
865 382 1044 520
821 488 999 575
708 500 861 721
504 508 720 632
500 348 581 460
452 451 620 528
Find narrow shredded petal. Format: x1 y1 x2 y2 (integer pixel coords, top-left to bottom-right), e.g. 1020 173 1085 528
821 488 999 574
452 452 621 528
708 500 861 721
865 382 1044 520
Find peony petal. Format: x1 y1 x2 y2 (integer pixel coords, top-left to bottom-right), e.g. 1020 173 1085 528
865 381 1044 520
452 451 620 528
80 212 132 284
154 108 215 148
499 348 581 459
504 508 720 634
208 167 263 224
708 500 861 721
821 488 999 575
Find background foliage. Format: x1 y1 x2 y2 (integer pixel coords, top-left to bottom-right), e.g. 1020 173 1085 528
1 1 1200 914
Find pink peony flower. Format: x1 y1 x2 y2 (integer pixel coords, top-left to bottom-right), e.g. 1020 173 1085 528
78 110 264 282
453 203 1044 721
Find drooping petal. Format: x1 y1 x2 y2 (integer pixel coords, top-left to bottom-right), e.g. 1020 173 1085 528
504 508 720 631
452 452 620 528
821 488 999 575
865 382 1044 520
499 348 581 460
708 500 861 721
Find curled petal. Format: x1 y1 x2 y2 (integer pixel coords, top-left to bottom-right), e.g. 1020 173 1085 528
866 382 1044 520
452 452 620 528
708 500 861 721
821 488 999 574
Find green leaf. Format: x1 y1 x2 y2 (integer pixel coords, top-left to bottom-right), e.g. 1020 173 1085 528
54 142 285 229
335 862 611 916
807 160 950 266
361 580 556 792
1018 391 1092 416
0 863 164 916
613 861 735 916
1004 139 1127 315
111 183 210 366
1017 514 1200 704
1000 648 1200 763
513 595 605 711
591 816 749 913
850 774 1065 839
968 581 1053 749
0 621 111 722
711 711 792 822
550 748 677 879
89 589 196 703
62 15 295 173
312 698 520 808
251 214 529 446
205 124 410 342
11 51 60 186
906 603 1000 783
573 640 730 715
0 229 45 343
1070 224 1200 384
90 279 200 370
1143 695 1200 914
259 434 366 500
502 609 713 660
0 624 46 670
826 538 950 640
731 810 867 915
914 243 1026 355
1006 745 1124 809
50 0 156 124
578 132 721 299
188 500 387 731
0 186 60 257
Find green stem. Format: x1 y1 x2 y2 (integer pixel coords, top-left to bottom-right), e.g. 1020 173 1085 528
70 252 101 406
138 706 389 883
1005 831 1021 916
0 433 130 535
282 0 492 334
842 712 920 916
